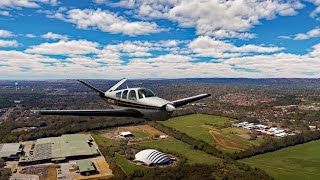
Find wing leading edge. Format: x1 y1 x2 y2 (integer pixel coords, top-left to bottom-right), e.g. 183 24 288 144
171 93 211 107
32 109 144 118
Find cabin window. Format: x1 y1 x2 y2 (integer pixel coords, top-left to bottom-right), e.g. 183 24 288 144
138 89 155 99
122 90 128 99
128 90 137 101
116 92 121 98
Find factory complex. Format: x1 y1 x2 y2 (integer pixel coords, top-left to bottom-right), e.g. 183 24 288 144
0 134 113 179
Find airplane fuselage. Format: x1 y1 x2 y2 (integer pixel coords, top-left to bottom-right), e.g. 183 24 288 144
103 87 174 120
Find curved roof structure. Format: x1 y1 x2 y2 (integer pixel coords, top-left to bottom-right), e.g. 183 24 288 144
135 149 172 166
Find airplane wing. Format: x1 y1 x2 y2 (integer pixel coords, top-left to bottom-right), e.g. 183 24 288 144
171 93 211 108
32 109 144 118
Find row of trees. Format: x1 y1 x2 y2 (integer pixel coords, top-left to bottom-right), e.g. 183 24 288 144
0 116 145 143
232 130 320 160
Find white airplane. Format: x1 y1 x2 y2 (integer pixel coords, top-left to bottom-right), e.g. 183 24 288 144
33 78 210 120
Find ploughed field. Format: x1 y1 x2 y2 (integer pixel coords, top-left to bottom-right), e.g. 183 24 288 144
240 140 320 180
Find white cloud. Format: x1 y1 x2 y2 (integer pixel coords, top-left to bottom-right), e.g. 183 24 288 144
0 10 10 16
0 0 57 9
294 28 320 40
41 32 68 41
25 40 99 55
25 34 36 38
308 0 320 19
310 43 320 57
0 29 13 38
106 0 304 39
188 36 284 58
278 35 291 39
0 40 19 47
47 8 163 36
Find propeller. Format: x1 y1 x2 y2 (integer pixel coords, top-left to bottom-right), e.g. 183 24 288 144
165 104 176 112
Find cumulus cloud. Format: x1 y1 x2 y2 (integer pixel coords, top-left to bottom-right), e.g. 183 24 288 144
0 0 57 9
41 32 68 41
308 0 320 19
104 0 304 39
188 36 284 58
46 8 163 36
0 29 13 38
0 40 19 47
25 40 99 55
294 28 320 40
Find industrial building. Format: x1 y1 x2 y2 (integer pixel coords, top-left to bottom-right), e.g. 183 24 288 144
76 159 97 176
0 143 23 160
134 149 175 166
19 134 99 165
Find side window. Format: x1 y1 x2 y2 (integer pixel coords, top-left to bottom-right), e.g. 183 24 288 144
122 90 128 99
128 90 137 101
116 92 121 98
138 90 144 99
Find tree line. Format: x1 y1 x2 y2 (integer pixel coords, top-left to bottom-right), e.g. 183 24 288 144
231 130 320 160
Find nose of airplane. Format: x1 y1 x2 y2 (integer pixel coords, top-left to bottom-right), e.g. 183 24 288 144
165 104 176 112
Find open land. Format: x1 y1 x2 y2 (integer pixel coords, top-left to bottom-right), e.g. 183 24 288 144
240 140 320 180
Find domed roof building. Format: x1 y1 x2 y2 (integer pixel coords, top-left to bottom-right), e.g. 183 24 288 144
134 149 174 166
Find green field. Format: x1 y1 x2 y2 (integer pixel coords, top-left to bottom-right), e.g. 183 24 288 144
139 138 221 164
240 140 320 180
115 153 148 175
159 114 262 152
90 132 121 147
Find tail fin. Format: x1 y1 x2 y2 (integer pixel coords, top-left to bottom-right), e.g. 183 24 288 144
106 78 127 92
78 80 105 96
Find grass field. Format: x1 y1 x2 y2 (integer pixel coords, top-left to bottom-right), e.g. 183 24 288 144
159 114 262 152
115 153 147 176
240 140 320 180
90 132 121 147
139 138 221 164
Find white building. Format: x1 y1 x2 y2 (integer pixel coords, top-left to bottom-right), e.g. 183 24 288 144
134 149 174 166
119 131 133 137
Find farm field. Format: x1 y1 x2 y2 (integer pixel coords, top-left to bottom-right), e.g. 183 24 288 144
159 114 263 152
240 140 320 180
115 153 148 176
139 138 221 164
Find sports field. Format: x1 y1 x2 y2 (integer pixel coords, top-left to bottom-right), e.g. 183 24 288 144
159 114 263 152
139 138 221 164
240 140 320 180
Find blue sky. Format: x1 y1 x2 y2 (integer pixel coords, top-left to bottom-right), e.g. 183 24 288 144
0 0 320 79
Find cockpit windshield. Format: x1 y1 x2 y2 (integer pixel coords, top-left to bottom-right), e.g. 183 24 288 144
138 89 155 98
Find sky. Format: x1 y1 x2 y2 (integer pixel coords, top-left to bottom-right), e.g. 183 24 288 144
0 0 320 79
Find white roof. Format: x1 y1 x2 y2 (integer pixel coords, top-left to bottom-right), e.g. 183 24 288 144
119 131 133 136
135 149 172 166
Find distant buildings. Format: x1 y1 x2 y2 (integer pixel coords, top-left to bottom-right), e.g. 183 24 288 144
234 121 294 137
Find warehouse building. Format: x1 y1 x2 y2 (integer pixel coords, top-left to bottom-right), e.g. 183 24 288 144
134 149 175 166
19 134 99 165
0 143 23 160
76 159 97 176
